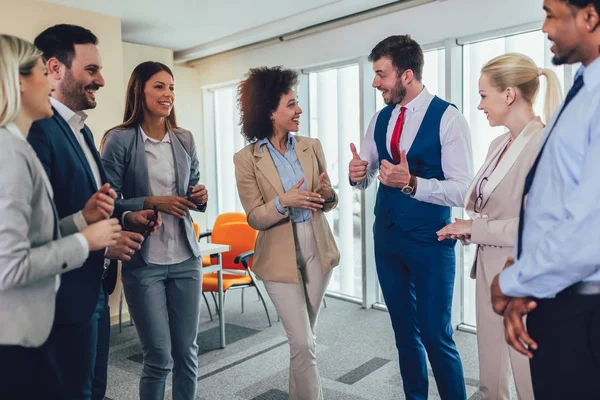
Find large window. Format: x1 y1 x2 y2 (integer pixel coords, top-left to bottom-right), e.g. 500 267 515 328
308 64 362 299
213 85 245 214
461 30 566 326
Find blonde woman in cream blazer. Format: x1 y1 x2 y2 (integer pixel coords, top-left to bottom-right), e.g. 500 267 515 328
437 53 563 400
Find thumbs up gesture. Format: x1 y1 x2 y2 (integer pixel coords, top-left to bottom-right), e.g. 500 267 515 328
349 143 369 183
378 150 412 188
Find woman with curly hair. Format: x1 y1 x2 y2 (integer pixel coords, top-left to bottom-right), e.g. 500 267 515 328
234 66 339 400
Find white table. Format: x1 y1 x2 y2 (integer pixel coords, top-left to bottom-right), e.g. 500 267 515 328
199 242 230 348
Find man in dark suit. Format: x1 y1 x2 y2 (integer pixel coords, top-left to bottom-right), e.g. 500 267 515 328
28 24 160 400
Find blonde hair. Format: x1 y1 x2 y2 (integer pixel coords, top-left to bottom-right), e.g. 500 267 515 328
0 35 42 127
481 52 563 124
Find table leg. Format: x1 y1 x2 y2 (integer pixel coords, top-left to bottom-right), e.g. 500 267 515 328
218 253 226 348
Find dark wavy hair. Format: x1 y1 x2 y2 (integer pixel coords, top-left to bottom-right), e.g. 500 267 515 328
102 61 177 148
34 24 98 68
237 66 298 142
563 0 600 14
369 35 424 81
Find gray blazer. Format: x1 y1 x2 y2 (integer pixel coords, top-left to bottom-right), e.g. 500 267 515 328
101 126 203 266
0 124 88 347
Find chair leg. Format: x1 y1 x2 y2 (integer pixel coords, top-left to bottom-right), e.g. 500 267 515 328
211 292 220 315
254 285 272 327
202 292 214 321
119 286 123 333
241 288 245 313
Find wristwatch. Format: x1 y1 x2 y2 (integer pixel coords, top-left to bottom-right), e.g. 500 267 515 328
401 175 417 195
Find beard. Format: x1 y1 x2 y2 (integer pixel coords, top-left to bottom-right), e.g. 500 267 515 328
61 68 99 111
385 81 407 105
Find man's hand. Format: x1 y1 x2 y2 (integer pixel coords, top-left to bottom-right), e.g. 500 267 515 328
378 150 411 188
82 183 117 224
491 257 515 315
188 185 208 205
503 297 538 358
125 210 162 235
315 172 334 201
106 231 144 262
349 143 368 183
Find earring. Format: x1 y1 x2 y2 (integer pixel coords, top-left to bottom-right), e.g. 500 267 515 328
588 24 591 30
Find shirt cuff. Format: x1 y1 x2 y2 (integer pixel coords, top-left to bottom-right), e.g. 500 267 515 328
275 196 287 214
73 211 88 230
412 177 432 202
498 264 531 298
121 211 132 228
73 232 90 259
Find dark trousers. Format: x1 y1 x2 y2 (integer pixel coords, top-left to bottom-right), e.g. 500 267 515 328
47 289 111 400
375 219 466 400
0 340 63 400
527 292 600 400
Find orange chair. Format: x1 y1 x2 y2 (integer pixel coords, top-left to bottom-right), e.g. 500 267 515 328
198 213 246 267
202 221 271 327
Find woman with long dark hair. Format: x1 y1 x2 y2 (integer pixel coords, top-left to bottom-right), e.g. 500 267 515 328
101 61 208 400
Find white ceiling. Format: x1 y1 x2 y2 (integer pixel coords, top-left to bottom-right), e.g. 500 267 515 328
42 0 405 60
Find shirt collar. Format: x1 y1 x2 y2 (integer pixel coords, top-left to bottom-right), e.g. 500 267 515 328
4 122 26 142
140 126 171 144
50 97 88 132
582 56 600 92
258 134 295 152
397 86 431 113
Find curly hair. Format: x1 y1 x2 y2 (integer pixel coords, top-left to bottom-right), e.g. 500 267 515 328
237 66 298 142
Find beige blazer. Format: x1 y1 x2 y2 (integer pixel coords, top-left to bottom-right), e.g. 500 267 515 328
234 135 340 283
466 117 545 279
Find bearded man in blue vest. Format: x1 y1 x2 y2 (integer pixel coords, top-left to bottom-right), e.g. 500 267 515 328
349 35 473 399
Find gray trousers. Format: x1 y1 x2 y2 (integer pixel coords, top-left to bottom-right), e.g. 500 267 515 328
263 221 332 400
122 256 202 400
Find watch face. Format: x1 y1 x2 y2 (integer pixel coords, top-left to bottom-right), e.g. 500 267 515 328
402 186 414 195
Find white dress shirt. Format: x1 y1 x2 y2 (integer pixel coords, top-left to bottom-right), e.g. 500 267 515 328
50 97 102 230
141 127 193 265
355 87 473 207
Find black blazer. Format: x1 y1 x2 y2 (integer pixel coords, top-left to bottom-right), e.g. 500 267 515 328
28 108 117 324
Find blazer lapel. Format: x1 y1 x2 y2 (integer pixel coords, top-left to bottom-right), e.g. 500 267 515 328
133 126 151 197
170 131 191 196
481 117 544 209
464 135 507 214
53 111 97 192
254 143 285 196
294 137 314 191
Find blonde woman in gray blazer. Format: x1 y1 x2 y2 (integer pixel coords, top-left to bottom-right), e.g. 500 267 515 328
438 53 563 400
0 35 121 400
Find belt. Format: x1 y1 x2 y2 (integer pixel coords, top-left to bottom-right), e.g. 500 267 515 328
557 281 600 297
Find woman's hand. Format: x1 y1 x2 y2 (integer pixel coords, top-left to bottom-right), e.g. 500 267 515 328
81 218 122 251
315 172 334 201
279 178 324 212
188 185 208 205
144 196 197 219
437 218 473 241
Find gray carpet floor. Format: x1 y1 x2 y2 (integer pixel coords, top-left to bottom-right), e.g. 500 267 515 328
105 285 517 400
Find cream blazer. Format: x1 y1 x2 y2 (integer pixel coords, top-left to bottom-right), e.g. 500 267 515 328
234 135 340 283
466 117 545 279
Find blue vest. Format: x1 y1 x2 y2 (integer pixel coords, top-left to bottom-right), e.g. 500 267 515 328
374 96 452 226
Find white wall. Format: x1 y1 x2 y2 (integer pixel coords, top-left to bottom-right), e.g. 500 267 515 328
188 0 544 86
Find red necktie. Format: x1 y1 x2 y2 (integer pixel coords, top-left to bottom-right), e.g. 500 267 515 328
390 106 406 163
